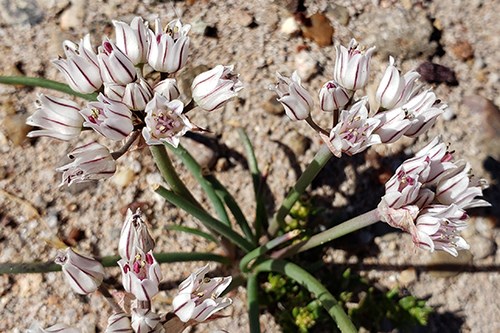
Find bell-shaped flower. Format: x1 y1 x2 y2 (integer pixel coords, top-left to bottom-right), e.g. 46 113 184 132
118 249 162 302
80 94 134 140
173 264 232 323
27 94 83 141
333 39 376 91
28 323 80 333
318 80 351 112
148 19 191 73
375 57 421 110
56 142 116 186
402 90 445 137
97 39 137 85
131 308 162 333
54 247 104 295
122 78 154 111
413 136 456 185
105 312 133 333
373 108 411 143
52 34 102 94
272 71 313 121
436 161 490 210
142 94 193 147
119 208 155 261
323 99 381 157
113 17 149 65
154 78 180 101
191 65 243 112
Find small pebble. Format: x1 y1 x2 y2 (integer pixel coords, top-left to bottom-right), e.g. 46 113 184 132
398 268 417 286
468 234 496 259
294 50 318 81
2 113 31 146
112 167 135 187
280 16 301 35
59 0 85 31
450 40 474 61
235 9 255 27
416 61 458 86
261 94 284 116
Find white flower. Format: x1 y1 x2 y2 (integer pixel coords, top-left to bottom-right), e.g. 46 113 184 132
173 264 232 323
80 94 134 140
318 80 351 112
191 65 243 112
119 209 155 261
154 78 180 101
131 308 162 333
333 39 375 91
402 90 445 137
272 71 313 121
97 39 136 85
142 94 193 147
122 78 154 111
52 34 102 94
27 94 83 141
105 312 133 333
56 142 116 186
373 108 411 143
148 19 191 73
113 17 149 65
118 249 162 302
54 247 104 295
323 99 381 157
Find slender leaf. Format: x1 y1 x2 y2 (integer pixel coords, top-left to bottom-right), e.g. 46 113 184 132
247 273 261 333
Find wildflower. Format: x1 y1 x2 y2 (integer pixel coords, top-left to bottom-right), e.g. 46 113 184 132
118 249 162 302
56 142 116 186
191 65 243 112
323 99 381 157
105 312 133 333
272 71 313 121
97 39 136 85
131 308 162 333
318 80 351 112
154 78 180 101
142 94 192 147
373 108 411 143
401 90 445 137
119 208 155 261
173 265 232 323
122 78 154 111
113 17 149 65
27 94 83 141
333 39 375 91
148 19 191 74
80 94 134 140
54 247 104 295
52 34 102 94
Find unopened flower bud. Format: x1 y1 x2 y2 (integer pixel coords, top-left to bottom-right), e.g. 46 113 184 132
113 17 149 65
105 312 133 333
97 39 136 85
131 308 161 333
319 80 351 112
122 78 154 111
154 78 180 101
119 209 155 261
272 71 313 121
333 39 375 91
55 247 104 295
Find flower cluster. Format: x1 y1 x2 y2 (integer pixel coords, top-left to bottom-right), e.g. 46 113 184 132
26 16 243 186
272 39 446 157
377 137 490 256
49 209 232 333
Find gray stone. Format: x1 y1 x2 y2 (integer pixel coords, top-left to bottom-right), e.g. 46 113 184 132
0 0 43 26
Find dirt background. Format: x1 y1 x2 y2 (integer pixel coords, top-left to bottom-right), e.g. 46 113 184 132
0 0 499 332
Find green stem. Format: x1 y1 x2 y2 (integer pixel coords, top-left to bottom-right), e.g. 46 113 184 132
268 145 333 235
253 259 357 333
0 76 98 101
274 209 380 258
0 252 230 275
149 145 199 207
155 185 255 252
247 273 261 333
166 143 231 227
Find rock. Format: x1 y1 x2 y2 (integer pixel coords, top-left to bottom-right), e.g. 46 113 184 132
112 167 135 187
428 250 473 278
355 8 436 60
261 94 284 116
398 268 417 286
283 131 310 156
450 40 474 61
18 274 43 296
468 234 496 259
301 13 334 47
59 0 85 31
235 9 255 27
416 62 458 86
2 113 31 146
327 4 350 26
0 0 44 26
280 16 301 35
294 50 318 81
463 95 500 144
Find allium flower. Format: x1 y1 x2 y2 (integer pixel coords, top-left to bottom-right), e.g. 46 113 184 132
191 65 243 112
80 94 134 140
56 142 116 186
105 312 133 333
272 71 313 121
142 94 193 147
113 17 149 65
118 249 162 302
148 19 191 73
28 323 80 333
131 308 162 333
401 89 445 137
318 80 351 112
122 78 154 111
154 78 180 101
373 108 411 143
119 208 155 261
323 99 381 157
54 247 104 295
27 94 83 141
375 56 420 110
333 39 375 91
52 34 102 94
173 265 232 323
97 39 137 85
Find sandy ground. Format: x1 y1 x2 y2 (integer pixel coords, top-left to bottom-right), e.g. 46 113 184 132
0 0 499 332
